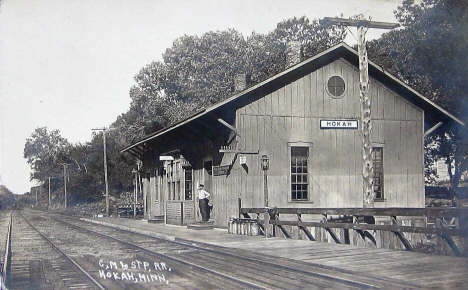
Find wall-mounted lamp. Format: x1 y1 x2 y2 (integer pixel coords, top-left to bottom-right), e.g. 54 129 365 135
261 154 269 171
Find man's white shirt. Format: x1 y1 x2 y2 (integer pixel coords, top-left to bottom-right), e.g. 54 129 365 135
198 189 210 199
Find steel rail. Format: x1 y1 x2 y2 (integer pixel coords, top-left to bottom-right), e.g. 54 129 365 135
41 216 267 290
45 214 408 289
1 211 12 289
83 217 424 289
16 211 105 290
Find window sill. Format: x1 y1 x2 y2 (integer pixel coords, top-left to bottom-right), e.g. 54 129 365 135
288 201 314 203
374 199 386 202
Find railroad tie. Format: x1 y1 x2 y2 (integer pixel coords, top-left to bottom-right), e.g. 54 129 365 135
29 259 46 289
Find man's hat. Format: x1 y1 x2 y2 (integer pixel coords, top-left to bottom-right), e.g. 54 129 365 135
198 183 204 187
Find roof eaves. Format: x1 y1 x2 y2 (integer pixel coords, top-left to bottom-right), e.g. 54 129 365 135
341 44 464 127
122 44 348 153
121 42 464 154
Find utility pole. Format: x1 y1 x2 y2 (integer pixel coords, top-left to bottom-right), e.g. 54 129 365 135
93 127 112 217
48 177 51 211
63 164 68 210
320 17 399 208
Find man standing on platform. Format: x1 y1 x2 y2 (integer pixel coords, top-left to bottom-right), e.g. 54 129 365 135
197 183 211 222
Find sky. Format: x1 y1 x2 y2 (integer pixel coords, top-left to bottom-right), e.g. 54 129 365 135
0 0 405 194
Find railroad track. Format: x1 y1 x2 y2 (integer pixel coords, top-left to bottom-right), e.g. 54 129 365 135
18 209 423 289
16 210 265 289
8 210 102 290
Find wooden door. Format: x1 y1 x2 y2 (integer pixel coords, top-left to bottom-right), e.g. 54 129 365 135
150 168 164 218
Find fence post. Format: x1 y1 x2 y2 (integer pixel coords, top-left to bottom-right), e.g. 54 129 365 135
264 209 270 238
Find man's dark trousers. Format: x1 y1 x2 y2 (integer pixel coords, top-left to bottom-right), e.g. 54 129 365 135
199 198 210 221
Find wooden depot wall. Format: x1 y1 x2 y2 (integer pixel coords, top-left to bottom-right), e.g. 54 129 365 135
209 58 425 226
141 57 425 227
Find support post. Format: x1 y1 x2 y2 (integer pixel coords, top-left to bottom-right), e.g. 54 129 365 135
264 210 270 238
391 216 413 251
357 24 374 208
298 214 316 241
261 155 269 238
132 168 138 219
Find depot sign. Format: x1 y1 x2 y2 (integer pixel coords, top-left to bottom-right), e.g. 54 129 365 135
320 120 358 129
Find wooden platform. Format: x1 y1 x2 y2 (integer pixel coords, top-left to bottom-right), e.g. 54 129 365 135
228 238 468 289
84 217 468 289
187 222 214 230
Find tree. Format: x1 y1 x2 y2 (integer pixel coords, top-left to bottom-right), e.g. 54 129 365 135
62 142 103 203
1 185 16 208
24 126 136 207
24 17 347 209
15 192 35 207
24 127 70 184
367 0 468 190
123 16 346 138
86 129 135 198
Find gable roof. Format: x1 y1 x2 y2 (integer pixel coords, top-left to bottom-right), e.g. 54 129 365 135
122 43 464 156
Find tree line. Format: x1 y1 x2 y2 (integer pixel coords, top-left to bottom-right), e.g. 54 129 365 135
17 0 468 209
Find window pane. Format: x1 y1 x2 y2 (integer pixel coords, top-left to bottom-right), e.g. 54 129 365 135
291 186 297 200
291 158 297 166
292 147 308 157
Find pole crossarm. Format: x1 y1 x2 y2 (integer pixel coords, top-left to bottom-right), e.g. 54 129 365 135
320 17 400 29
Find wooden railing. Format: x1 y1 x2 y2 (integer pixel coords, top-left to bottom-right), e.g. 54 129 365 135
239 207 468 256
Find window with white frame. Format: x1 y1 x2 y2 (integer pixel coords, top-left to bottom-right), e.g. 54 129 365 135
291 146 309 201
184 169 193 200
372 147 384 200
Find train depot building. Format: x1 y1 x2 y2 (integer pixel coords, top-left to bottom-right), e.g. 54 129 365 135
122 43 464 250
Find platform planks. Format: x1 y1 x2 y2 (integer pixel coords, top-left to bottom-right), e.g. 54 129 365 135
85 217 468 288
236 238 468 288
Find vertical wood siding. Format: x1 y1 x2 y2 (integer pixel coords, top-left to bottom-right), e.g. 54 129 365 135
211 58 424 226
142 58 426 227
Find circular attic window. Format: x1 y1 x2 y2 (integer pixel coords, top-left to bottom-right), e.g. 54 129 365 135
327 76 346 98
